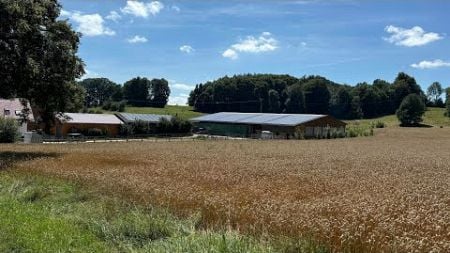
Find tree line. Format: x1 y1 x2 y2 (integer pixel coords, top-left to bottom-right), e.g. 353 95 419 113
188 73 448 119
78 77 171 109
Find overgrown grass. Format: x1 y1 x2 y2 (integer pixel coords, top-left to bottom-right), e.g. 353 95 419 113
98 105 203 120
0 172 327 253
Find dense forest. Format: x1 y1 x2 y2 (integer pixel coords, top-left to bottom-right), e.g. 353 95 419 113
188 73 444 119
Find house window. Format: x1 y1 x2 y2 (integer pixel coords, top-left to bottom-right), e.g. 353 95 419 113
15 110 22 116
4 109 10 116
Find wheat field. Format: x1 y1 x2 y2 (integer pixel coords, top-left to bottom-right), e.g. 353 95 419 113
1 128 449 253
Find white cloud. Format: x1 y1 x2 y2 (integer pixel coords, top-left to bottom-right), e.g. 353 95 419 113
168 94 189 106
411 59 450 69
222 32 278 59
179 45 194 54
106 11 121 22
121 1 164 18
68 12 115 37
384 25 442 47
60 9 71 17
172 5 181 12
222 49 239 60
127 35 148 43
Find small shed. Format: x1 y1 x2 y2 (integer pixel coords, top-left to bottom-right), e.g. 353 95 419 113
0 98 35 136
191 112 346 139
52 113 123 137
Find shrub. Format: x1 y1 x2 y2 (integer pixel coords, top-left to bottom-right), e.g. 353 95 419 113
120 124 135 136
0 117 19 143
396 94 426 126
347 128 358 138
374 121 385 128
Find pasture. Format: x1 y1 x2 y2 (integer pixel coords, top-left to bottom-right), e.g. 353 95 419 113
0 127 449 252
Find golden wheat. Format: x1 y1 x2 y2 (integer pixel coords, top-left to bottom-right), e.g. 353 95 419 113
1 127 449 253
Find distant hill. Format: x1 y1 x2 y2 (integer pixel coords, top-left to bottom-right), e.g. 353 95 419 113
188 73 426 120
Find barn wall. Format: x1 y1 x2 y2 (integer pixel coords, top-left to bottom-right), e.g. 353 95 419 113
51 123 121 137
197 122 250 137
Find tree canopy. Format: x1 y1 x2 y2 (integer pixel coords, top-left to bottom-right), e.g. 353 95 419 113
188 73 427 119
427 82 444 107
122 77 170 107
78 78 123 107
0 0 85 130
396 94 426 126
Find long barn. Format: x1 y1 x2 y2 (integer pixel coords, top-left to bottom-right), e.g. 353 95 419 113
191 112 346 139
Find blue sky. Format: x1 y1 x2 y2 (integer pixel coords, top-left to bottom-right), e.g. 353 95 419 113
60 0 450 105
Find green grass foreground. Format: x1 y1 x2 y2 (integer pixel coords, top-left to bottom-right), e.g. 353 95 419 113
0 172 327 253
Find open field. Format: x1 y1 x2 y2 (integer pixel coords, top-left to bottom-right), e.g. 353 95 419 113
346 107 450 128
1 127 449 252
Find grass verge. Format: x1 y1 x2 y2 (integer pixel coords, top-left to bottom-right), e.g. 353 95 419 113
0 172 328 253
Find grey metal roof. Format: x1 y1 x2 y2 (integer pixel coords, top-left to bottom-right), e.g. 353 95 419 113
59 113 123 125
191 112 329 126
116 113 173 124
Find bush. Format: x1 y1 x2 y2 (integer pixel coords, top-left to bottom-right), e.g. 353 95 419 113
0 117 19 143
396 94 426 126
155 117 192 135
373 121 385 128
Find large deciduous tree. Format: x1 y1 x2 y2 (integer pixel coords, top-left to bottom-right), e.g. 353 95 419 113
392 72 422 110
123 77 151 106
0 0 85 131
150 78 170 108
427 82 444 107
303 79 330 114
396 94 426 126
268 89 281 113
284 84 305 113
79 78 123 107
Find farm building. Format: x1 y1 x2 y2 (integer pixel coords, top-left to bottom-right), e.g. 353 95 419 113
115 113 173 134
51 113 123 138
0 98 35 136
115 113 172 125
191 112 346 139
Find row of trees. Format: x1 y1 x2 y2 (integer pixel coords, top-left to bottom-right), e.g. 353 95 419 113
78 77 171 108
188 73 447 119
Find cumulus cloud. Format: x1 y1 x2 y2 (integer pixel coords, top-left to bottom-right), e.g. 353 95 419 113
121 1 164 18
172 5 181 12
411 59 450 69
127 35 148 43
65 11 115 37
222 32 278 60
106 11 121 22
222 49 239 60
384 25 442 47
179 45 194 54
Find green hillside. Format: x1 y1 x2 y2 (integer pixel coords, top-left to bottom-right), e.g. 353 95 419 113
346 107 450 128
